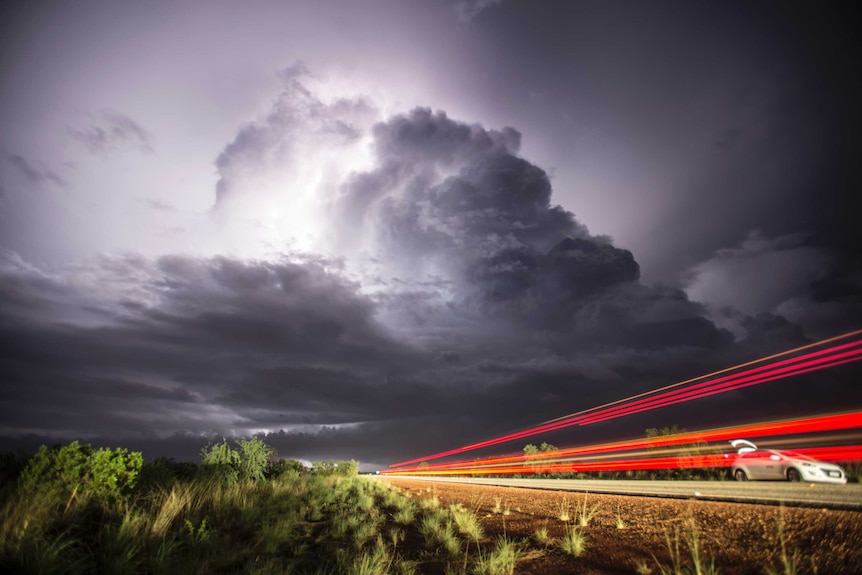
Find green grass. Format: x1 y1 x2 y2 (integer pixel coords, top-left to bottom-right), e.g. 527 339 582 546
471 536 520 575
450 503 484 543
532 526 550 547
559 525 588 557
1 462 444 575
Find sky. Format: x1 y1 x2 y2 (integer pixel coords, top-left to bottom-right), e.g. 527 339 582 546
1 0 861 469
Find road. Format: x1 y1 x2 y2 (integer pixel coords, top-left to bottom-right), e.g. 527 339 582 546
381 475 862 511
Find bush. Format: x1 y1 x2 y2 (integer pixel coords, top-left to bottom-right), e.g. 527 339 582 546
17 441 142 505
197 437 276 486
312 459 359 477
268 458 307 480
237 437 275 482
197 439 241 486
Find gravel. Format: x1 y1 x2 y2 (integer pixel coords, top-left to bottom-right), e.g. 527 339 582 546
382 477 862 574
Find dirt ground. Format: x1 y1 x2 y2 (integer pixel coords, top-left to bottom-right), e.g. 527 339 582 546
382 478 862 574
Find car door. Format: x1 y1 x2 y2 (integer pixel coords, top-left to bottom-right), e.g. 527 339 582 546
765 452 786 479
742 451 775 479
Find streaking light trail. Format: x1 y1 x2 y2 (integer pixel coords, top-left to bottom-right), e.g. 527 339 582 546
390 329 862 468
383 411 862 476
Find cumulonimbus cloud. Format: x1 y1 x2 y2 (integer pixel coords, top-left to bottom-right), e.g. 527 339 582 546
0 69 741 462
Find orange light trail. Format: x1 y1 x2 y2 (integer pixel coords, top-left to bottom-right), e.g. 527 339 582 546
388 445 862 477
390 330 862 468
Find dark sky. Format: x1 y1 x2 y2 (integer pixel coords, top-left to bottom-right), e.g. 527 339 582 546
1 0 861 469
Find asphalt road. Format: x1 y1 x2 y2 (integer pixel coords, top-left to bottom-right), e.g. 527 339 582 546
382 476 862 511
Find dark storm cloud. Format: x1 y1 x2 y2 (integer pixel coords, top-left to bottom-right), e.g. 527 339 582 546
69 109 154 156
0 250 415 441
682 231 862 340
338 108 729 353
6 153 66 186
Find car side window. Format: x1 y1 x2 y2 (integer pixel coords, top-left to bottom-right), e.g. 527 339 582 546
743 451 768 459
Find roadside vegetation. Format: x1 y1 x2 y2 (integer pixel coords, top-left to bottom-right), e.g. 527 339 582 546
0 438 587 574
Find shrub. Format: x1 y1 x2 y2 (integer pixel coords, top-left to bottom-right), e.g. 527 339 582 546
197 437 277 485
312 459 360 477
236 437 275 482
268 458 307 479
18 441 142 505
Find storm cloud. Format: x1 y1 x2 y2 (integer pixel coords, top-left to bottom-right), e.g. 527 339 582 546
0 84 741 463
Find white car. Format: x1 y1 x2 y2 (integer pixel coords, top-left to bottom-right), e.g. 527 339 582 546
729 439 847 484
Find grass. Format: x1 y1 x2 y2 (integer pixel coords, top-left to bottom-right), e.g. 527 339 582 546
558 496 571 522
492 497 502 514
651 515 720 575
615 503 627 530
576 491 600 527
471 536 521 575
764 507 802 575
559 525 588 557
3 467 483 575
532 526 550 547
450 503 484 543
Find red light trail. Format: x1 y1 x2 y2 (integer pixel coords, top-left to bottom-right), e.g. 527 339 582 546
390 329 862 469
383 410 862 476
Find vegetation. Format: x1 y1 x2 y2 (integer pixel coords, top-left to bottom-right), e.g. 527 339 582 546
650 515 719 575
559 525 588 557
0 439 536 574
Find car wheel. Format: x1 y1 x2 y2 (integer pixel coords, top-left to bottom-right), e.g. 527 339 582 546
734 469 748 481
787 468 802 482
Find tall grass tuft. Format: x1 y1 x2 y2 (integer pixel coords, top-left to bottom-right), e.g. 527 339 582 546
532 526 550 547
576 492 600 527
558 496 571 522
615 503 627 530
449 503 484 543
472 536 520 575
652 516 719 575
559 525 588 558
